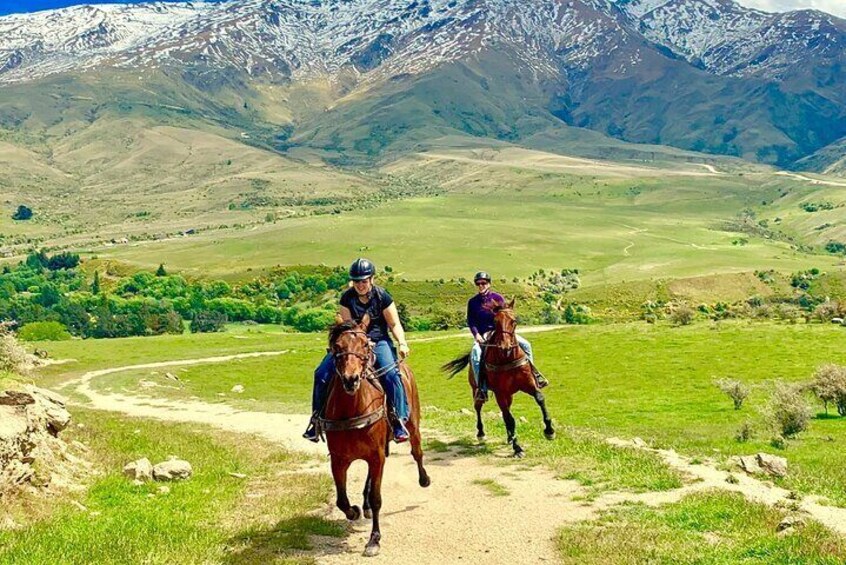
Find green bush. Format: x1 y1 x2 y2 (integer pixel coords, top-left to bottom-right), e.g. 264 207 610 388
18 321 71 342
190 310 227 333
564 303 592 325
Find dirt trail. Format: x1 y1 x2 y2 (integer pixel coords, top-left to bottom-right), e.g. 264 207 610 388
60 355 846 563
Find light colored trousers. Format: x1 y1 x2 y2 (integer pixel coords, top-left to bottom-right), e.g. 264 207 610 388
470 334 532 384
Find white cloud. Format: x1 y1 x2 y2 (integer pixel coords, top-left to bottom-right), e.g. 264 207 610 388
735 0 846 18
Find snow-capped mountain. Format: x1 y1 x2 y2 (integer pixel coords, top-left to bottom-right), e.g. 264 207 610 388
0 0 844 169
1 0 843 85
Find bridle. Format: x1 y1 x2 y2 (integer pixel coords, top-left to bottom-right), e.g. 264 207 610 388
317 328 387 436
486 309 519 351
332 329 376 384
483 308 529 373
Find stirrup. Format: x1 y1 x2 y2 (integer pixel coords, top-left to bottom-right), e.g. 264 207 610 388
302 422 320 443
475 388 488 403
531 366 549 389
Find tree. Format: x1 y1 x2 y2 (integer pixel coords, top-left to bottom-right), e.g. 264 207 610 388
156 264 167 277
12 205 33 221
91 271 101 295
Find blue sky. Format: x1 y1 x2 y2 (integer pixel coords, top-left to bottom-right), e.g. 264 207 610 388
0 0 843 18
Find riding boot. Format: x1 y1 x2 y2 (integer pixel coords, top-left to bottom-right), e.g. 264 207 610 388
387 409 409 443
475 366 489 403
531 363 549 389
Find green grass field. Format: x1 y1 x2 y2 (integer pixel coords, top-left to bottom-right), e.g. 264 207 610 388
558 490 846 564
29 320 846 505
89 172 842 286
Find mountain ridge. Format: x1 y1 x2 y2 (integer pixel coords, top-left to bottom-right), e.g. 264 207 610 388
0 0 844 169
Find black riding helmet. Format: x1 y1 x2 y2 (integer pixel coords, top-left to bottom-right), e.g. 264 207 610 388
349 258 376 281
474 271 491 283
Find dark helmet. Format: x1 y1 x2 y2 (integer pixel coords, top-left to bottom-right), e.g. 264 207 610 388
473 271 491 283
349 258 376 281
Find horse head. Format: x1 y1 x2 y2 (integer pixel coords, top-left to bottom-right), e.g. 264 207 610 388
491 298 518 349
329 314 373 395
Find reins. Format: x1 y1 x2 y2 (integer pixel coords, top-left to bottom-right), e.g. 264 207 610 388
318 328 391 436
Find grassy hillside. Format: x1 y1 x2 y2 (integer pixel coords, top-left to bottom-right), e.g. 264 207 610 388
81 153 844 289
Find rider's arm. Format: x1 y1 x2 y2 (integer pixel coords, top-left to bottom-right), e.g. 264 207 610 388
383 303 410 358
467 299 483 343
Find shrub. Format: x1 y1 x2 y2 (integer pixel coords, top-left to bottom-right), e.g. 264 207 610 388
813 300 843 323
563 303 592 325
735 421 754 443
714 378 750 410
764 382 812 438
190 310 227 333
18 321 71 342
0 322 31 374
669 305 695 326
12 205 33 220
811 364 846 416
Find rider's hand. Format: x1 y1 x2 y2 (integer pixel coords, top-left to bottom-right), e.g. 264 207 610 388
474 334 484 344
398 342 410 359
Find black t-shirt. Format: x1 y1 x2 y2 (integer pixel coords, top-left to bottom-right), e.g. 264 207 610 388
339 285 394 343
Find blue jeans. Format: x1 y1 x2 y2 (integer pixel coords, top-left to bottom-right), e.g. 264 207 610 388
312 340 409 421
470 334 533 387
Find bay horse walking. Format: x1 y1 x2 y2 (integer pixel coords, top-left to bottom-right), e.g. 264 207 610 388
319 318 430 556
443 299 555 457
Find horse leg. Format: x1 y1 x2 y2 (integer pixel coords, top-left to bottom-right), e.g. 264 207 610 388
362 471 372 519
363 455 385 557
408 418 431 487
331 457 361 521
495 392 524 458
470 368 485 440
474 397 486 441
534 390 555 440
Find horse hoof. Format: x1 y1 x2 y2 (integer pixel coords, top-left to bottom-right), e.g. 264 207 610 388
544 430 556 440
513 451 525 459
363 543 380 557
349 506 362 521
419 475 431 488
363 508 373 519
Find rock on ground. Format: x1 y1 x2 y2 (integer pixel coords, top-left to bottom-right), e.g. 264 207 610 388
123 458 153 482
756 453 788 478
152 458 193 481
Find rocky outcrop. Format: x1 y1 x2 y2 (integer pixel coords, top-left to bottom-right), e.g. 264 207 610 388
0 386 90 499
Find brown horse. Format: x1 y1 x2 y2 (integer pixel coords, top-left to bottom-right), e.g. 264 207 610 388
443 299 554 457
319 318 430 557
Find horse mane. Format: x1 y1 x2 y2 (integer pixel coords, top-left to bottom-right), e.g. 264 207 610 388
329 320 359 346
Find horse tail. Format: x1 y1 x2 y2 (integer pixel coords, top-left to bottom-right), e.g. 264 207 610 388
441 353 471 379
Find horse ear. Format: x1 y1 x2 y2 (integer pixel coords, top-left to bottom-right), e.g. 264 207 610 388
359 313 371 330
508 297 516 309
334 314 344 325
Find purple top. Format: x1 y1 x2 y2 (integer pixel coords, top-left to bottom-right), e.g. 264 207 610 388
466 291 505 338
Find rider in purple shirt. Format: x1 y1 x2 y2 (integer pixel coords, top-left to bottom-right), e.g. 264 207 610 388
468 271 548 401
